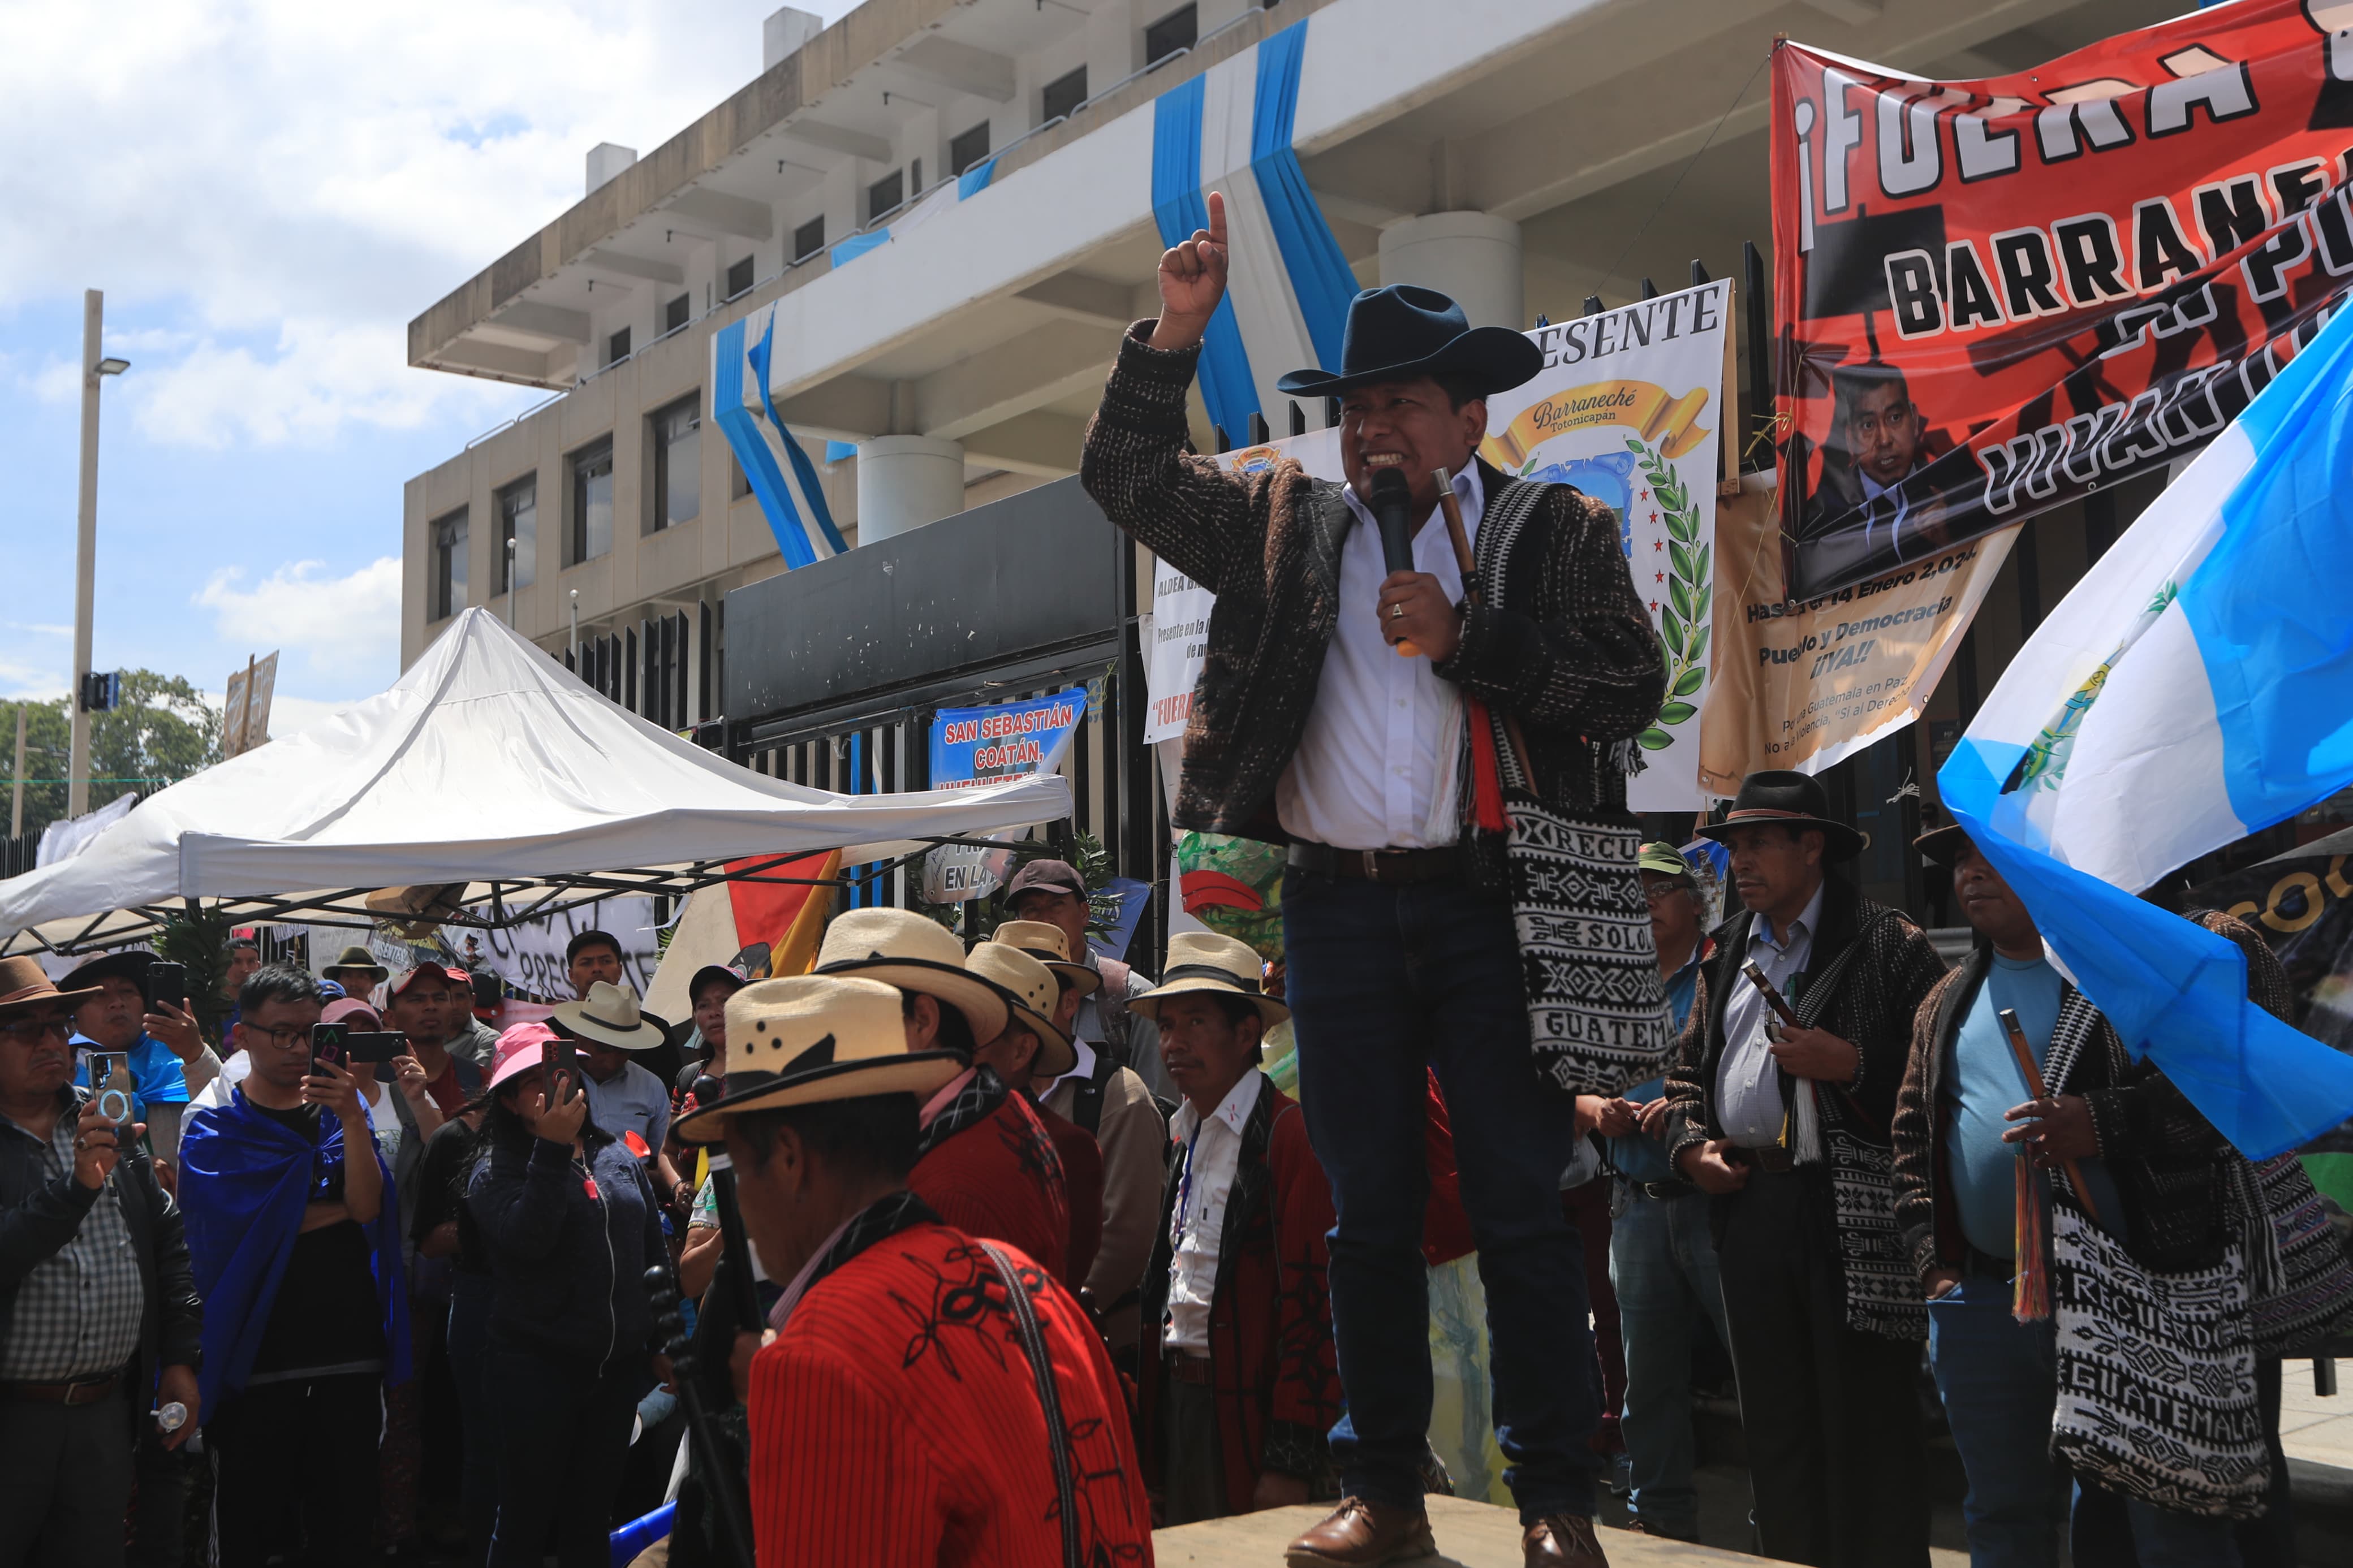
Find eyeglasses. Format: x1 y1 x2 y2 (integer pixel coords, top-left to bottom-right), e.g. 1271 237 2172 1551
243 1022 314 1049
1642 883 1695 906
0 1017 72 1047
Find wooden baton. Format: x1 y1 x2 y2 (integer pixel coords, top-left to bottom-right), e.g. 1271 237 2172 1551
1997 1006 2101 1227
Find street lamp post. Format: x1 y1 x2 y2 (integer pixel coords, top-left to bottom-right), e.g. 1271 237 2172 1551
67 290 129 821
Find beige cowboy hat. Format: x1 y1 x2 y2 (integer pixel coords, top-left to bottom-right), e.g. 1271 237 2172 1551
1128 932 1289 1027
989 919 1100 998
814 908 1009 1046
550 981 668 1051
0 956 102 1022
963 943 1077 1079
674 975 964 1143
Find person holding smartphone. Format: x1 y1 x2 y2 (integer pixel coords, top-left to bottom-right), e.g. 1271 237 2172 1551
179 965 408 1568
61 952 203 1169
467 1025 666 1567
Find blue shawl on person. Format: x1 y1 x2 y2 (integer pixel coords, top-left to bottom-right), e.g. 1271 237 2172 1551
180 1090 411 1414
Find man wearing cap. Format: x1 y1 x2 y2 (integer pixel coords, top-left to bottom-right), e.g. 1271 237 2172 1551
554 982 691 1213
965 941 1101 1288
383 966 485 1118
816 910 1070 1283
1661 771 1946 1568
1585 844 1725 1543
1130 932 1341 1526
64 951 205 1168
675 974 1152 1565
1004 858 1175 1105
1085 196 1662 1567
996 919 1165 1368
0 957 202 1568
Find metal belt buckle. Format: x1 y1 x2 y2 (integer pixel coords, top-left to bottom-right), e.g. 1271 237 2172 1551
1362 849 1382 882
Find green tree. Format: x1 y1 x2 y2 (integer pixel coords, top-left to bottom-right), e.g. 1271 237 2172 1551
1 671 221 844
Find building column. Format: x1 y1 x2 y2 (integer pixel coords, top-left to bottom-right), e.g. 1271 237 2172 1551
854 435 964 543
1377 212 1524 330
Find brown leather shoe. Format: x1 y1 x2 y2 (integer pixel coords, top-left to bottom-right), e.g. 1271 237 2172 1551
1523 1513 1610 1566
1283 1497 1439 1566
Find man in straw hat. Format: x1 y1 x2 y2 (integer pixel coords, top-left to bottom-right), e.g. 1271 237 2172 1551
0 957 201 1568
321 944 390 1000
966 939 1101 1288
551 980 689 1211
1891 822 2330 1562
1085 190 1664 1568
1660 770 1946 1567
675 974 1152 1565
993 919 1165 1366
815 909 1068 1282
1126 931 1341 1530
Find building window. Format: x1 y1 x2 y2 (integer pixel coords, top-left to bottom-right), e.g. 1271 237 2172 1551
649 396 701 533
725 255 754 299
950 122 990 178
1144 5 1196 67
430 509 468 620
496 476 536 594
570 439 614 564
793 216 825 262
1042 66 1087 125
867 170 903 223
606 327 631 367
732 453 752 499
663 293 689 335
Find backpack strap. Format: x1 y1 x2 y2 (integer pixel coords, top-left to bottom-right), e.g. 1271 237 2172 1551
978 1241 1081 1568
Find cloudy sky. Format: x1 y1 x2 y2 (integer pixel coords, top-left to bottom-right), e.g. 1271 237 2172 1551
2 0 856 731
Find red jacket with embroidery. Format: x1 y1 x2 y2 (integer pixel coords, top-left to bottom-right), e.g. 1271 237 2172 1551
910 1086 1072 1286
1136 1075 1341 1511
1034 1097 1104 1290
747 1223 1154 1567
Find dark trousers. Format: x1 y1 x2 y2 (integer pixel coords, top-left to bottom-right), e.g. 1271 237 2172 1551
1283 869 1600 1523
209 1372 382 1568
1717 1166 1928 1568
1160 1371 1226 1526
447 1273 497 1563
486 1340 640 1568
0 1390 133 1568
127 1423 193 1568
1559 1178 1623 1454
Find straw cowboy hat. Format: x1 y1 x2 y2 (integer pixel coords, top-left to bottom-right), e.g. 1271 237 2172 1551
673 975 964 1143
550 981 668 1052
0 957 102 1021
322 944 390 985
1128 932 1290 1027
989 919 1100 998
814 908 1009 1046
963 943 1077 1079
1693 770 1867 862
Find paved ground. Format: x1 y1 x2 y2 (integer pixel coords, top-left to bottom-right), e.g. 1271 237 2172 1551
2279 1360 2353 1470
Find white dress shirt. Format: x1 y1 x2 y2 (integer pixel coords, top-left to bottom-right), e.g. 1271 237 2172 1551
1275 465 1484 852
1714 882 1825 1148
1163 1070 1264 1355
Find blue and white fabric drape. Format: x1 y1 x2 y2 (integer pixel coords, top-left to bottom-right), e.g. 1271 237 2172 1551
1152 18 1360 440
712 304 848 569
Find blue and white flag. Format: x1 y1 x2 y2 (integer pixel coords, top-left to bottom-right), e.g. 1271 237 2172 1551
710 303 848 569
1939 299 2353 1158
1152 18 1359 441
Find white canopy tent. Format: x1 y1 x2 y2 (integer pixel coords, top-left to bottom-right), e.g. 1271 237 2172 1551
1 608 1070 956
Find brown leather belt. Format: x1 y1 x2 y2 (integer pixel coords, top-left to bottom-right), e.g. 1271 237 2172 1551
1163 1352 1214 1386
1738 1144 1796 1174
0 1370 122 1406
1287 841 1460 885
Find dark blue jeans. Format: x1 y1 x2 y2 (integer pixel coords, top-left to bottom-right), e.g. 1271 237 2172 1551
447 1272 497 1563
1283 869 1600 1523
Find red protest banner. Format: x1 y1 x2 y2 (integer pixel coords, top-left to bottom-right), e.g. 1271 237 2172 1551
1773 1 2353 600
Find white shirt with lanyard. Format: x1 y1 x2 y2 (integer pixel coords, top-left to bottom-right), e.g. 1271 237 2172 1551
1162 1070 1263 1355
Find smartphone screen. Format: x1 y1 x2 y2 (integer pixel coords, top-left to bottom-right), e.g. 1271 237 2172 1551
143 961 188 1015
87 1052 134 1125
309 1022 348 1072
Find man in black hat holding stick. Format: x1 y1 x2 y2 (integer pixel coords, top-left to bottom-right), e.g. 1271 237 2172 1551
1661 770 1946 1567
1084 193 1662 1567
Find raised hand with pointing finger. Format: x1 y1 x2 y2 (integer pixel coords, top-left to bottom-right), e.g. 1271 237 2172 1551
1149 189 1229 352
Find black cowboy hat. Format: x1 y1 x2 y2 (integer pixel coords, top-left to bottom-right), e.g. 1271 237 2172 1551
1915 821 1971 867
1695 770 1866 862
1274 285 1542 400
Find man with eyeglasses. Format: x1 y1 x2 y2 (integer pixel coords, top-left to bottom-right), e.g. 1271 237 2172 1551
0 956 202 1568
180 965 406 1568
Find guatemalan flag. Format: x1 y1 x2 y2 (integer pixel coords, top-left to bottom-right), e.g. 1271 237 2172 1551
1939 299 2353 1159
711 302 848 569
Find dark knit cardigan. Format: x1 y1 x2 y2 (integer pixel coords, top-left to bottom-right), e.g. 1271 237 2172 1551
1890 910 2294 1282
1080 322 1664 847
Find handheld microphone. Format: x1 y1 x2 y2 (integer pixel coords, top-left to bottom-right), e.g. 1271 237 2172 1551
1368 468 1421 658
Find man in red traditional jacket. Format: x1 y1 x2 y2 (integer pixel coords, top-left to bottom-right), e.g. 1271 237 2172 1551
1132 932 1342 1526
815 909 1071 1281
677 973 1153 1567
965 939 1102 1289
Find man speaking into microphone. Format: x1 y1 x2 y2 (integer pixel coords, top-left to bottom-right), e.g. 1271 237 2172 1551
1081 194 1661 1567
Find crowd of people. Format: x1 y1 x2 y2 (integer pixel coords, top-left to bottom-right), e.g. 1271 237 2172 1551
5 232 2352 1568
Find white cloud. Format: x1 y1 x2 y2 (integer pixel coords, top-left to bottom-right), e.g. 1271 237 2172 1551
192 556 402 681
133 319 512 448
